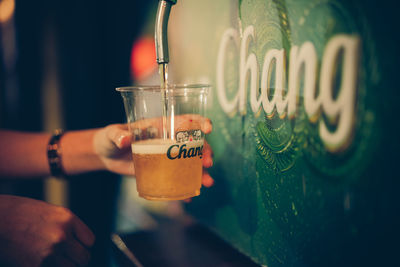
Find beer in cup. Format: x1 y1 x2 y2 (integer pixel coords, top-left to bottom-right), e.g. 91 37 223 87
116 84 209 201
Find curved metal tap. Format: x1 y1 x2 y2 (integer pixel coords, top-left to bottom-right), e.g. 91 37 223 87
155 0 177 64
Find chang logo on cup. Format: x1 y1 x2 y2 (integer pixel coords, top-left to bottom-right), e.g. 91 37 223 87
131 138 204 161
166 141 204 160
167 129 204 160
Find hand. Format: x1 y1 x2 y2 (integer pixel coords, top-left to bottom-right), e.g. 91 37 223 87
0 195 95 267
201 140 214 188
93 124 133 176
93 115 213 177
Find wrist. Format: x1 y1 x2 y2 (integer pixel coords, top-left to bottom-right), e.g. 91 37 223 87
59 129 106 175
47 129 66 177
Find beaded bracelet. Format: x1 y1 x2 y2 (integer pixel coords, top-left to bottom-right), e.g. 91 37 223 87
47 129 65 178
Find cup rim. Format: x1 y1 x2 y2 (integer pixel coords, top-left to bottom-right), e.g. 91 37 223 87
116 84 210 92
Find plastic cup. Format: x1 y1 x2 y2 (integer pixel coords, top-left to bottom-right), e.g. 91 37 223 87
116 84 209 201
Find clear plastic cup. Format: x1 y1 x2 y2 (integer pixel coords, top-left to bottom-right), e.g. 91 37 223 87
116 84 209 201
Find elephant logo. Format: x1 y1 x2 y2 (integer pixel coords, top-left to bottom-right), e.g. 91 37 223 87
176 131 189 142
175 129 203 142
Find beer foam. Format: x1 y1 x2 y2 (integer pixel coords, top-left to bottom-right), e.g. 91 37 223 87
132 138 204 154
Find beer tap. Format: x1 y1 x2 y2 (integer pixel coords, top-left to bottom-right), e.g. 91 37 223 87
155 0 177 65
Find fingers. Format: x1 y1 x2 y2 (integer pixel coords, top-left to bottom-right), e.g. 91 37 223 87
130 117 163 132
202 171 214 188
49 211 93 267
42 253 77 267
106 124 131 149
183 171 214 203
202 140 214 187
131 114 213 135
202 141 213 168
71 216 95 248
200 117 213 134
63 239 91 266
202 140 214 188
42 236 91 267
175 114 213 134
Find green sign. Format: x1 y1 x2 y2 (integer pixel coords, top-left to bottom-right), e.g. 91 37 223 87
166 0 399 265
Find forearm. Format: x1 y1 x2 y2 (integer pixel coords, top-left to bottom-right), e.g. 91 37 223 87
60 129 106 176
0 129 106 178
0 131 51 178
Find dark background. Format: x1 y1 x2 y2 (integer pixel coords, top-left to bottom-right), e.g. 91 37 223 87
0 0 153 266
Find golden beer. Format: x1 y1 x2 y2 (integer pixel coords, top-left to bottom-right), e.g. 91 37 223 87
132 138 204 200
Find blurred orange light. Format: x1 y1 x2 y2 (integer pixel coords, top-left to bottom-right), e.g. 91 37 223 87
130 36 157 81
0 0 15 23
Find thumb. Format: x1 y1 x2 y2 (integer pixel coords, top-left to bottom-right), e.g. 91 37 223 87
106 124 131 149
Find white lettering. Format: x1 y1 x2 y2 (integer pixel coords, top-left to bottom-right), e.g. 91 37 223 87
216 28 240 115
319 35 360 152
240 26 258 115
260 48 286 117
291 42 318 120
216 26 360 153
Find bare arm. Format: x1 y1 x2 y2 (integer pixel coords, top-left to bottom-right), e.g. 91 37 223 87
0 127 132 178
0 130 51 177
0 116 213 179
